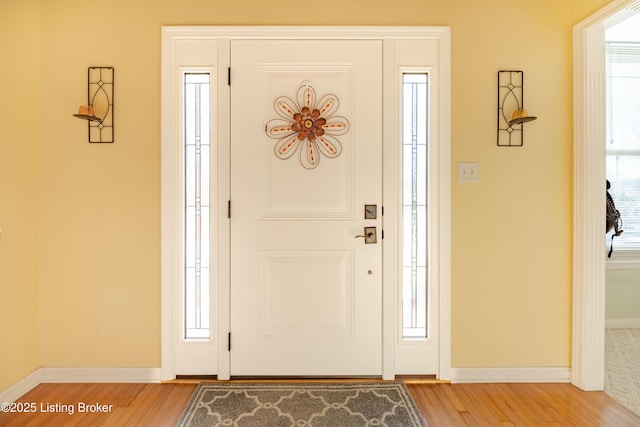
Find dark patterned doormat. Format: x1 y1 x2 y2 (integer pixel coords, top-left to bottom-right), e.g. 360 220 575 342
176 382 427 426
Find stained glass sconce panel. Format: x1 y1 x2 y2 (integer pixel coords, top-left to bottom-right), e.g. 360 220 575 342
73 67 114 143
497 70 537 147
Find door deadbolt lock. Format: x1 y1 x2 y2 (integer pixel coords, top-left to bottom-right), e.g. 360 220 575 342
354 227 377 244
364 204 377 219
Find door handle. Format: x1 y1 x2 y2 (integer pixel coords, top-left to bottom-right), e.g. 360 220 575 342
354 227 377 244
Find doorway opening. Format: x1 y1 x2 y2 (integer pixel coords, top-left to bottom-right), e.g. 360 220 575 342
573 0 640 391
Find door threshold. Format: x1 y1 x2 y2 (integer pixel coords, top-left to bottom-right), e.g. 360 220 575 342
230 376 383 381
166 375 440 384
167 376 382 384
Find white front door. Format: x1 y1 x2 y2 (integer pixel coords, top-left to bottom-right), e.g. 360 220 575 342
230 39 383 376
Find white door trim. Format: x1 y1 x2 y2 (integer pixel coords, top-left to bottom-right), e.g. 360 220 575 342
160 26 451 381
572 0 640 390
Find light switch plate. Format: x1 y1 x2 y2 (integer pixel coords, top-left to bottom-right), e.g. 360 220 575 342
458 162 479 183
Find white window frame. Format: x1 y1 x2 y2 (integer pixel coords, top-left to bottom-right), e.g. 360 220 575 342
605 40 640 264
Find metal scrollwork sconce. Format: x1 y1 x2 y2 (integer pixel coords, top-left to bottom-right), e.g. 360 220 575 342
497 70 537 147
73 66 114 143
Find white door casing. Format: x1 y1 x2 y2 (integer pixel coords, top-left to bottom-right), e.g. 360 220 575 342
230 39 382 376
160 27 451 381
572 0 640 391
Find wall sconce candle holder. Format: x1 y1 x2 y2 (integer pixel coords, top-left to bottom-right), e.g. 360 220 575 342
73 66 114 143
497 70 536 147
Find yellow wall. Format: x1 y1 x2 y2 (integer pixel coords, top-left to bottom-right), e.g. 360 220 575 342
0 0 42 391
607 269 640 319
1 0 615 387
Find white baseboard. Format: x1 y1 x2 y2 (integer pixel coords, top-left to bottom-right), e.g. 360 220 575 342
605 318 640 329
3 366 573 401
0 369 44 404
450 367 571 384
39 367 162 383
0 367 161 403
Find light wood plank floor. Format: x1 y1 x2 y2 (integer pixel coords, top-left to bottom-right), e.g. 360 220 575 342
1 381 639 426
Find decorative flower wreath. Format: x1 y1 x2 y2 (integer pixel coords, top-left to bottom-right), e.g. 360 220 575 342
265 82 350 169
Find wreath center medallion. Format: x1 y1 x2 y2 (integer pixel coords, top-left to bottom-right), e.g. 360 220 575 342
265 82 350 169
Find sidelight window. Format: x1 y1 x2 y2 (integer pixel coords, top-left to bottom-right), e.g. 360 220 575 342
184 73 211 340
401 73 429 339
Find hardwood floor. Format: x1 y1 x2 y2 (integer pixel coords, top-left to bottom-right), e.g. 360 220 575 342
1 381 639 426
406 382 640 426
